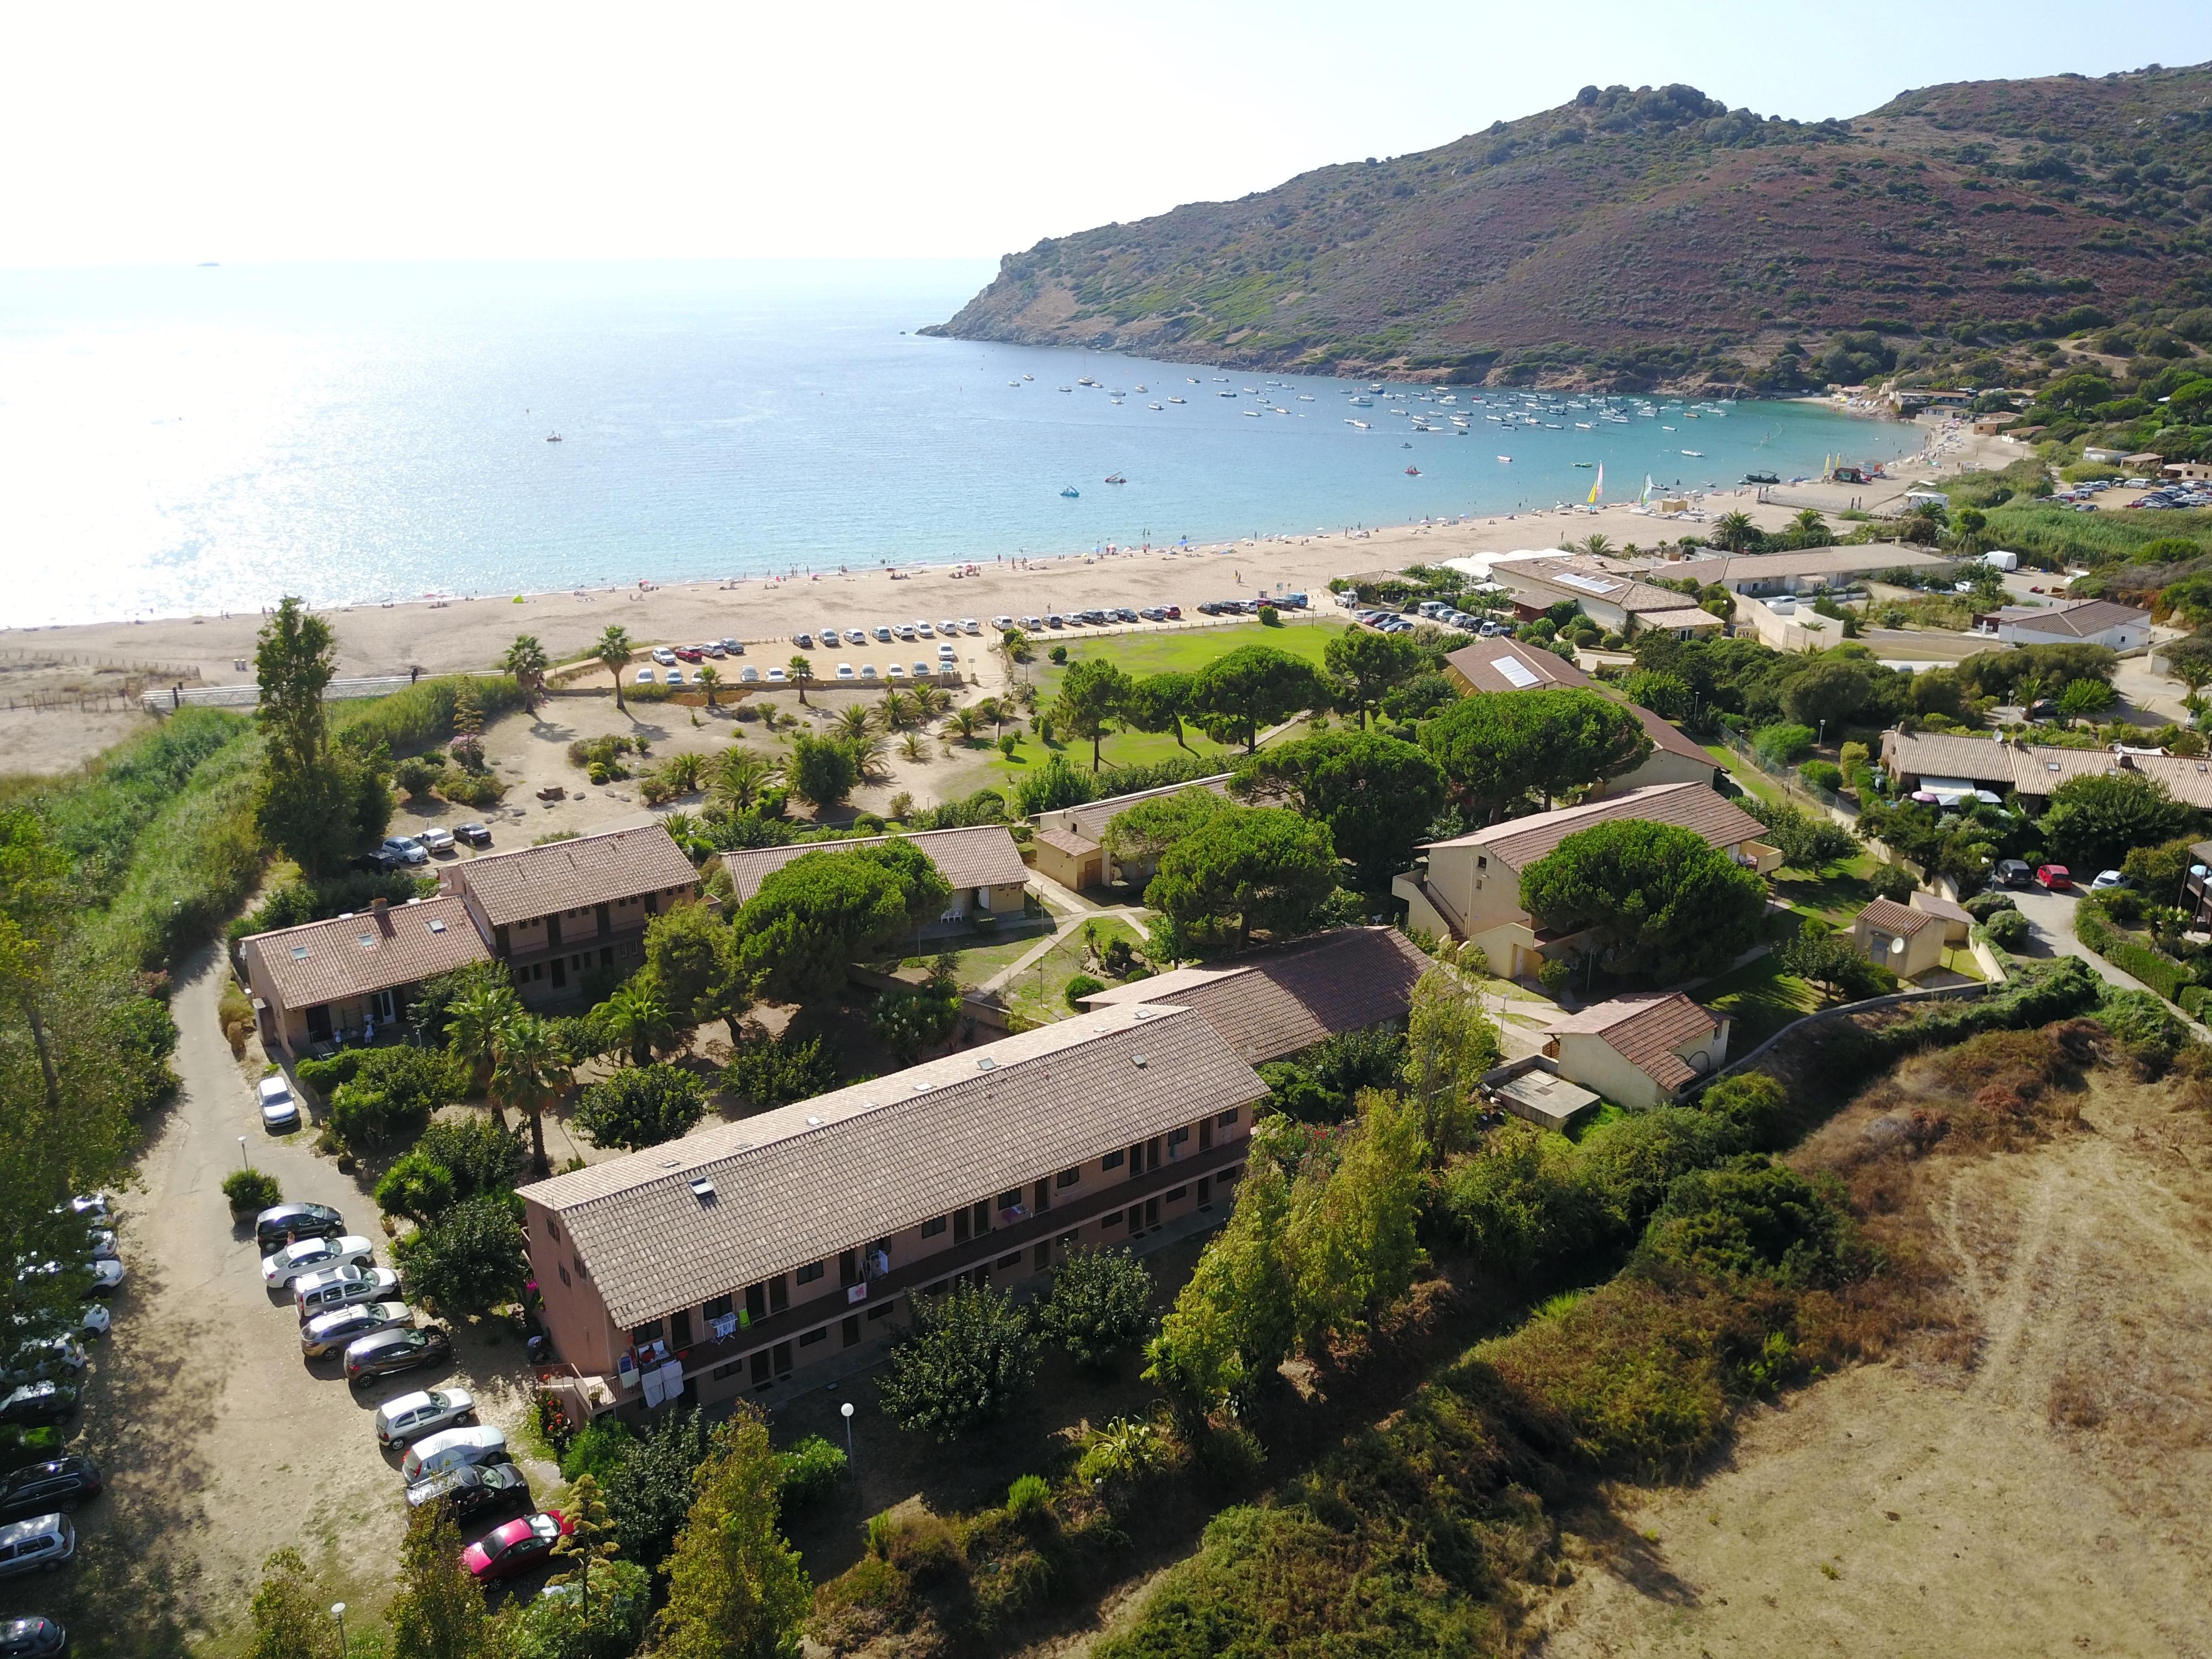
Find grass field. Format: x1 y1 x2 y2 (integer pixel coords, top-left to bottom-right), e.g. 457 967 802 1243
998 915 1149 1025
989 617 1347 781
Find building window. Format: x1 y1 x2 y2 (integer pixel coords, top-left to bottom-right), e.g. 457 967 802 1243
671 1309 693 1348
796 1261 825 1284
1167 1126 1190 1154
705 1294 733 1322
997 1252 1022 1270
842 1314 862 1347
1215 1109 1239 1129
1101 1149 1124 1171
867 1302 895 1321
712 1361 744 1382
922 1214 947 1237
769 1275 789 1314
1166 1185 1188 1203
799 1327 827 1348
1100 1209 1124 1229
629 1319 664 1347
923 1280 948 1300
572 1255 588 1280
1056 1167 1081 1188
558 1264 571 1286
546 1217 561 1241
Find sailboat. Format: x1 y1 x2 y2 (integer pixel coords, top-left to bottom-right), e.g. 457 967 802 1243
1104 473 1127 484
1586 463 1604 506
544 432 563 442
1060 486 1081 498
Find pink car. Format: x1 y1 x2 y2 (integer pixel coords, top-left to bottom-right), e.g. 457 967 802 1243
461 1510 570 1581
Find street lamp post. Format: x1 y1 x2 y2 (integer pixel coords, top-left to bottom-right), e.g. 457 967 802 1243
841 1400 854 1458
331 1602 348 1659
237 1135 249 1172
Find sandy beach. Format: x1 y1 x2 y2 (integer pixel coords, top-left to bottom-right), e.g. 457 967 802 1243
0 421 2004 775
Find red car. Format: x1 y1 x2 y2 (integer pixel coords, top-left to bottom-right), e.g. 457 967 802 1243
674 645 704 663
1163 604 1183 619
461 1510 570 1581
2036 864 2073 891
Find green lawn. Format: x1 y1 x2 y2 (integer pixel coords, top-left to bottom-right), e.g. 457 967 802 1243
1770 852 1884 927
862 925 1050 988
1696 950 1823 1053
998 916 1149 1025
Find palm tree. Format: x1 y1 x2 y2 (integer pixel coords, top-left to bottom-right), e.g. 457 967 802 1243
834 705 876 742
595 625 634 712
1791 508 1832 546
880 688 915 731
899 731 927 763
1579 533 1613 558
711 749 781 813
446 983 524 1111
850 732 890 780
2014 673 2047 719
601 979 675 1068
948 706 980 743
490 1013 572 1177
502 635 551 712
696 664 719 708
975 696 1005 736
917 684 952 721
1713 512 1758 552
787 655 813 705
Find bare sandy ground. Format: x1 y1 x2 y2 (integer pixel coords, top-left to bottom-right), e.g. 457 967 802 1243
1531 1071 2212 1659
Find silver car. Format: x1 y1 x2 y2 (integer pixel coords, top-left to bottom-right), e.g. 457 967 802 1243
262 1235 373 1290
399 1424 505 1483
257 1076 299 1132
301 1301 412 1359
0 1514 73 1578
375 1387 477 1448
294 1265 401 1319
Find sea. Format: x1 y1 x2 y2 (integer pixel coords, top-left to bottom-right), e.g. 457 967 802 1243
0 260 1923 627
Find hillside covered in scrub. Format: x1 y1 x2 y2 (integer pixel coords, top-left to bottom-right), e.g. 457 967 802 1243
929 64 2212 394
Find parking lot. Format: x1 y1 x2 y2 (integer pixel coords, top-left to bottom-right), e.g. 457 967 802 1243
0 947 557 1655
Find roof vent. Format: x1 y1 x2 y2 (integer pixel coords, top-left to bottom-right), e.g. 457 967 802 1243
1131 1007 1158 1022
975 1056 997 1071
427 918 447 933
1132 1054 1147 1068
688 1177 716 1201
806 1114 822 1126
660 1159 680 1169
911 1081 933 1093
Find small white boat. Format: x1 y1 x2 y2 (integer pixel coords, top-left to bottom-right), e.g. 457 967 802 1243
1022 373 1032 380
1345 419 1370 429
1681 449 1704 457
1243 409 1262 418
1297 394 1314 401
1147 402 1162 410
1167 396 1186 404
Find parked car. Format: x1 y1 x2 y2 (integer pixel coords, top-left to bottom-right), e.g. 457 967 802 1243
377 836 427 869
262 1235 374 1291
665 668 685 686
1138 606 1165 622
455 822 492 848
738 665 759 683
2090 870 2128 891
0 1459 101 1525
301 1301 412 1359
792 632 813 649
990 615 1015 630
634 668 655 685
1019 615 1042 631
66 1197 108 1224
406 1459 531 1521
0 1615 66 1656
701 641 724 658
84 1233 117 1264
75 1307 108 1342
416 826 455 855
294 1265 401 1319
2035 864 2074 891
0 1516 73 1579
961 618 981 635
399 1423 507 1483
1163 604 1182 619
649 646 676 666
937 619 959 637
375 1387 477 1448
765 667 786 683
674 645 702 663
4 1337 85 1386
719 638 743 655
255 1204 344 1253
836 662 854 680
1994 859 2032 888
0 1386 76 1430
818 627 841 645
257 1076 299 1133
346 1323 452 1385
78 1261 122 1299
463 1511 572 1582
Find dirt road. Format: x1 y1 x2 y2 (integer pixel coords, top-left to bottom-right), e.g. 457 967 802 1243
0 947 551 1656
1533 1072 2212 1658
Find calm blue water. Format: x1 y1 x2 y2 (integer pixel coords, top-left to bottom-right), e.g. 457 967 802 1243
0 260 1919 626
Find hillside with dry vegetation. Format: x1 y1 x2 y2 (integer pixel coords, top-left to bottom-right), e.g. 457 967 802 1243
930 64 2212 393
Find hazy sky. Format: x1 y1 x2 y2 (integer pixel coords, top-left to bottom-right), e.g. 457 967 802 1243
6 2 2210 269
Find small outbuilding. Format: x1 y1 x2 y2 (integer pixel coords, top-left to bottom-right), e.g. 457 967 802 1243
1851 897 1944 979
1541 992 1731 1112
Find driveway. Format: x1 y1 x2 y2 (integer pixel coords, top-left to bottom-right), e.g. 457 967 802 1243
2007 886 2152 993
0 946 555 1655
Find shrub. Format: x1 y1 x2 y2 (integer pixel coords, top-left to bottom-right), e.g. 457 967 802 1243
374 1150 457 1222
1753 723 1817 765
392 1192 527 1314
222 1169 281 1212
218 984 257 1056
1799 759 1843 794
879 1282 1039 1441
1074 1416 1172 1498
436 768 503 808
1005 1474 1050 1520
725 1030 839 1108
1538 956 1572 994
573 1065 710 1151
1865 863 1917 903
393 755 440 799
1063 973 1105 1009
778 1435 849 1509
1040 1248 1156 1370
559 1418 638 1485
324 1046 467 1152
1982 907 2031 950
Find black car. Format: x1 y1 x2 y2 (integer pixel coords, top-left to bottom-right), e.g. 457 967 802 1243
346 1324 452 1385
454 823 493 848
254 1203 345 1254
0 1459 100 1525
405 1459 531 1521
0 1617 65 1658
0 1384 77 1429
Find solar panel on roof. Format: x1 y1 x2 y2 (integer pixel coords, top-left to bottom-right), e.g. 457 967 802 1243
1491 655 1540 689
1553 571 1617 596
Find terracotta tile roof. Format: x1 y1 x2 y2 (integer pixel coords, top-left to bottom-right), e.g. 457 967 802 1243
1882 731 2212 808
1626 703 1713 765
1510 557 1703 614
450 825 698 927
1032 825 1097 859
1547 992 1719 1092
1879 731 2016 786
242 896 491 1011
1996 599 2148 638
1424 782 1767 872
717 825 1029 906
1856 897 1934 936
1442 638 1590 694
519 1004 1266 1327
1910 892 1974 927
1077 926 1432 1061
1033 775 1235 850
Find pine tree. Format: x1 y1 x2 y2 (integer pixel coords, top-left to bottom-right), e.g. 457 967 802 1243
654 1409 811 1659
388 1505 488 1659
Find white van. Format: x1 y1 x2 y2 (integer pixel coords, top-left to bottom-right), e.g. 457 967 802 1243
398 1424 507 1483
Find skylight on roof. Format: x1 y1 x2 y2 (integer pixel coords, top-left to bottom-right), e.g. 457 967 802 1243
427 918 446 933
291 946 309 960
1490 655 1540 689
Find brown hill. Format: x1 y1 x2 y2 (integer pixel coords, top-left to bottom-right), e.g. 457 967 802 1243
927 66 2212 392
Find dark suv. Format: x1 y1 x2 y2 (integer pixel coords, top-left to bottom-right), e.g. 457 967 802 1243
406 1459 531 1521
255 1204 345 1254
0 1384 77 1429
346 1325 453 1385
0 1459 100 1525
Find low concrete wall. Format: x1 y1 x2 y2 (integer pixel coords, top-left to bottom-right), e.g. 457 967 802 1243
1695 980 1992 1091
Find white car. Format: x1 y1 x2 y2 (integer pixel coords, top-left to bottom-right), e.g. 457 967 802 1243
416 826 455 855
992 615 1014 630
914 661 932 679
650 646 676 666
820 627 841 646
885 662 905 679
836 662 855 680
961 618 981 635
258 1076 300 1132
872 625 893 642
916 621 935 638
377 1387 477 1448
937 643 958 661
860 664 879 680
302 1301 413 1358
635 667 655 684
399 1423 507 1483
378 836 428 868
263 1235 374 1290
67 1196 111 1224
295 1264 401 1319
81 1259 123 1297
765 667 787 684
2090 870 2128 891
739 665 759 683
77 1304 109 1340
938 620 959 637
